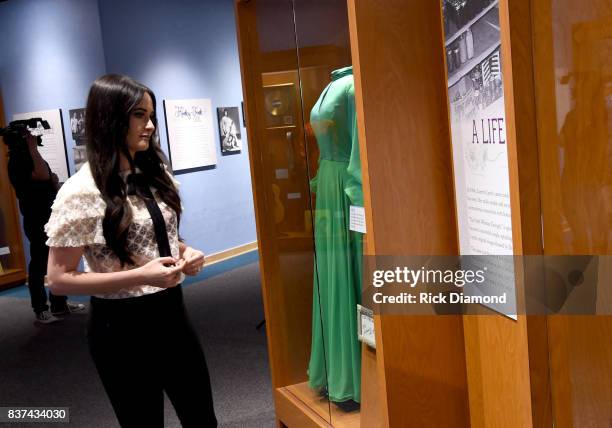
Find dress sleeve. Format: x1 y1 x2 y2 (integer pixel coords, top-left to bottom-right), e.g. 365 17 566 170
45 183 106 247
304 121 320 195
344 83 364 206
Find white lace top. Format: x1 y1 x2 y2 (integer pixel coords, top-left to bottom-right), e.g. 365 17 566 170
45 162 183 299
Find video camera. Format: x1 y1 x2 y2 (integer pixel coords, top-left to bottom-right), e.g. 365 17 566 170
0 118 50 149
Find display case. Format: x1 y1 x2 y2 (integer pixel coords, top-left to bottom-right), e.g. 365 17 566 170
236 1 467 426
0 96 27 290
236 0 612 426
236 1 362 425
519 1 612 425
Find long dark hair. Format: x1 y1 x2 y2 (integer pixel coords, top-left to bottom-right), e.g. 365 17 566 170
85 74 181 265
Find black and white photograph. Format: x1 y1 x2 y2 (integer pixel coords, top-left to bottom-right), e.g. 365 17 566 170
443 0 500 84
443 0 498 41
447 49 503 122
442 0 502 120
69 108 87 171
216 106 242 154
69 108 86 144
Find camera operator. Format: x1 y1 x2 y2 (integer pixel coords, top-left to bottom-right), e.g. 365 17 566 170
5 126 84 324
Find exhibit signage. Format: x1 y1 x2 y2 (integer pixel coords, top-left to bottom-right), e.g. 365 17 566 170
164 98 217 171
442 0 516 318
13 109 69 182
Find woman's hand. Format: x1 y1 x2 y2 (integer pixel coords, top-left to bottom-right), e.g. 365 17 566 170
137 257 185 288
181 246 205 276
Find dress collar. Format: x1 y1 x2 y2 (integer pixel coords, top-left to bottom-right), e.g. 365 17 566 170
331 66 353 81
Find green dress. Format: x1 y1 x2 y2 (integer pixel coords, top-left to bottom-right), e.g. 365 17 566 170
308 66 363 403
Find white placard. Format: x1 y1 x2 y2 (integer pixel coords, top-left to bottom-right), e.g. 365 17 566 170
349 205 366 233
287 192 301 200
13 109 69 182
443 2 516 319
164 98 217 171
0 246 10 256
357 304 376 348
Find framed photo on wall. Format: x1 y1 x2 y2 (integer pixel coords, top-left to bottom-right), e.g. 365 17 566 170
69 108 87 172
216 106 242 155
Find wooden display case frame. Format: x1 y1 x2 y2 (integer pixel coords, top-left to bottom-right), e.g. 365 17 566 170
0 93 27 290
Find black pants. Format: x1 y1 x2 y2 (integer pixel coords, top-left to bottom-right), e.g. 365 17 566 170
23 220 67 314
87 285 217 428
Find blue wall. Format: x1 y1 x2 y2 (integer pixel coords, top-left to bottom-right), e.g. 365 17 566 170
0 0 256 265
0 0 107 264
98 0 256 255
0 0 107 174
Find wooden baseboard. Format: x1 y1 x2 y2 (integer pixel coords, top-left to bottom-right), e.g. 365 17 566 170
275 386 332 428
204 241 258 266
0 268 27 291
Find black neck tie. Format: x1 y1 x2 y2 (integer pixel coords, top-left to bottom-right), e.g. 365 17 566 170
126 173 172 258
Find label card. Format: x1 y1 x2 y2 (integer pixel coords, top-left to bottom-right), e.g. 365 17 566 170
357 304 376 348
349 205 366 233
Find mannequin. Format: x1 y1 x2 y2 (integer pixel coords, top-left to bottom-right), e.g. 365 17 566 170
307 66 363 403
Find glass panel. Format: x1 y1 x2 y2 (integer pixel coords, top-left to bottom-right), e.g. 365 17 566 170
532 1 612 426
250 0 332 423
292 0 363 424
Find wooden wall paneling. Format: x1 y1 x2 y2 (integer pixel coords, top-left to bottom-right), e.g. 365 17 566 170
357 345 382 427
558 14 612 425
500 1 553 425
0 90 27 289
460 1 549 428
235 0 285 391
348 0 470 426
530 0 565 254
346 0 385 426
275 388 331 428
462 315 533 428
531 1 612 427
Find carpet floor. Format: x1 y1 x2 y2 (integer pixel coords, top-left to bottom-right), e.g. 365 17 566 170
0 257 275 427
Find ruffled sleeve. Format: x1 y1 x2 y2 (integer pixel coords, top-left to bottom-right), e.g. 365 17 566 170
45 167 106 247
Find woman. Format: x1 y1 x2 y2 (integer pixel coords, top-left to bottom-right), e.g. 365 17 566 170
46 74 217 427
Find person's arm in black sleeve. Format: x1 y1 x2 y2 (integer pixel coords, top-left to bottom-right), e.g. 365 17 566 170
27 133 50 181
